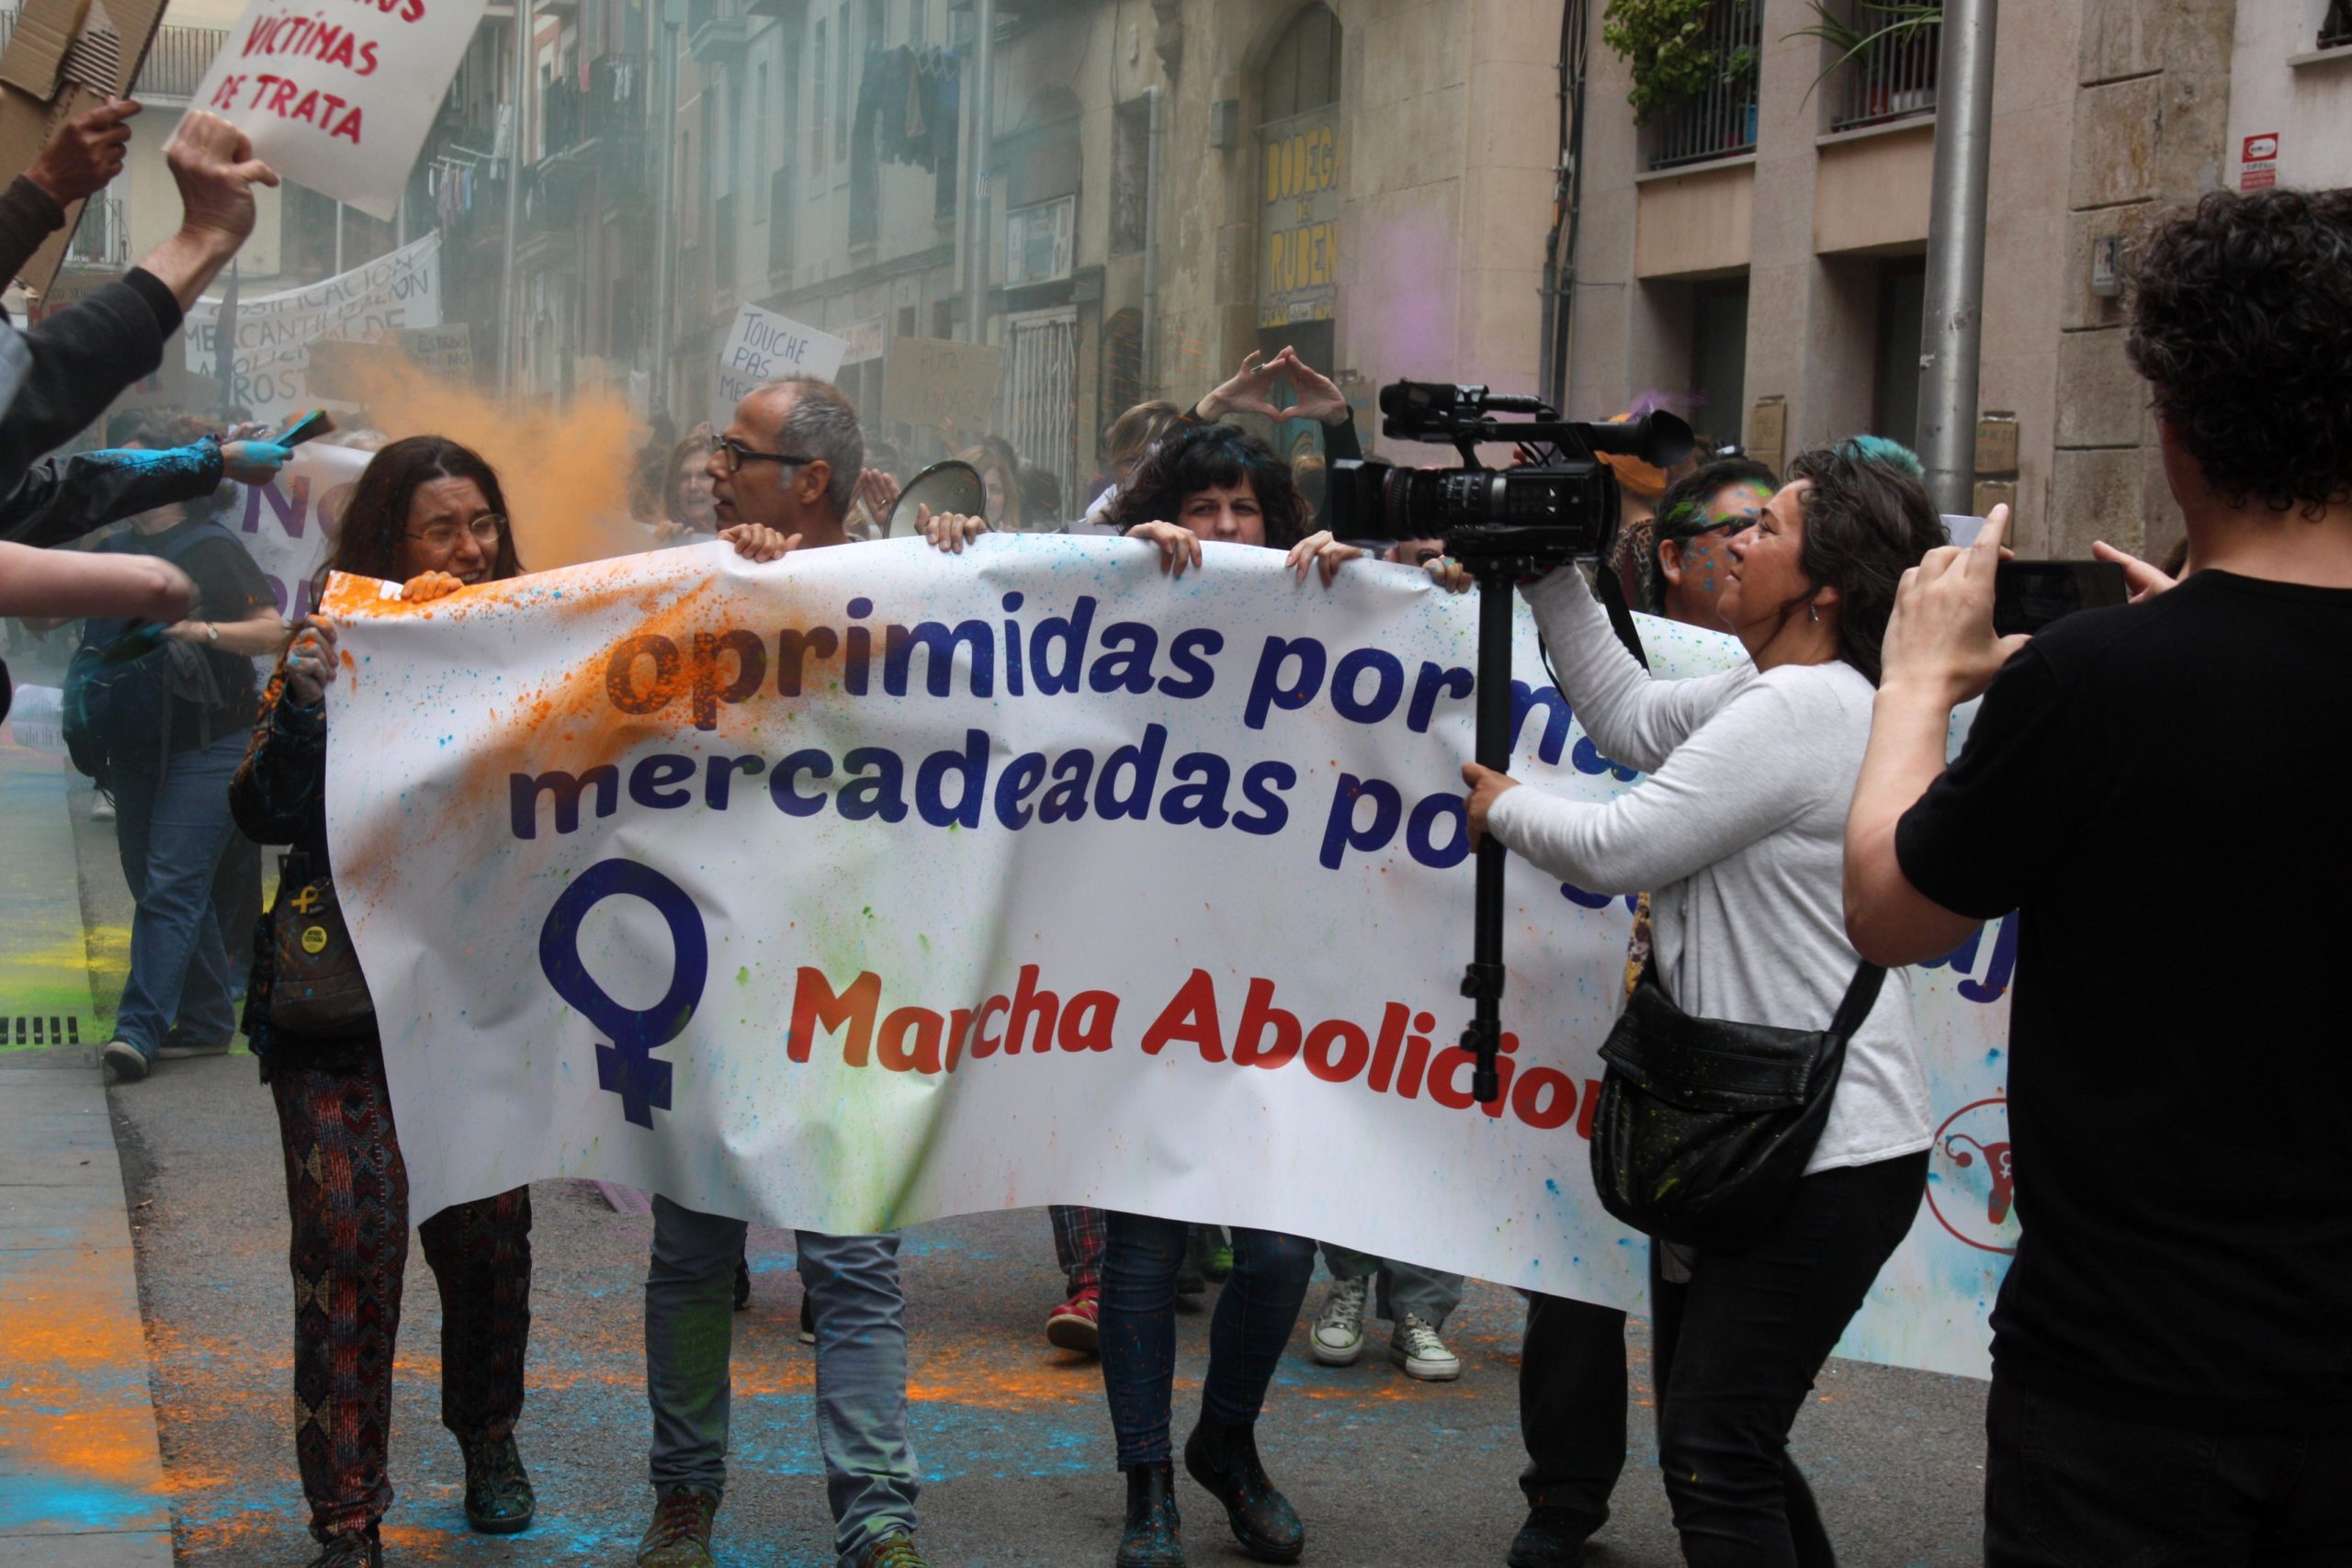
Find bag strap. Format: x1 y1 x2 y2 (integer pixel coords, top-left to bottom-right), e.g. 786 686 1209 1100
1827 962 1888 1041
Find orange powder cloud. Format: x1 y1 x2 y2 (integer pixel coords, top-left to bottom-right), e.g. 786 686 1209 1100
339 358 650 570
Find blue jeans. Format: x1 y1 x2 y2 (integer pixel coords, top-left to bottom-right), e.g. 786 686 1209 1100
644 1196 919 1567
1099 1212 1316 1469
111 733 245 1059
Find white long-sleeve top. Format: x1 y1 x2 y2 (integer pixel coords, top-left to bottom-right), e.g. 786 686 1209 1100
1487 569 1933 1175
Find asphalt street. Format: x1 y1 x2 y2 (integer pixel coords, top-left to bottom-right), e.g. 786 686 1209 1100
109 1054 1991 1568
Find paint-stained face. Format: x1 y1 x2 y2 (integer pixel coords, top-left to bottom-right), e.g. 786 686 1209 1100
1661 479 1770 630
1177 479 1266 547
1719 479 1818 652
401 477 502 585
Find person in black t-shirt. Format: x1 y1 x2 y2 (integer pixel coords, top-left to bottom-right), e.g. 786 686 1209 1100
1843 188 2352 1565
96 478 286 1084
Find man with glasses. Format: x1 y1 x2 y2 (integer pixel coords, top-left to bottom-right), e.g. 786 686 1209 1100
1647 457 1777 630
635 376 934 1568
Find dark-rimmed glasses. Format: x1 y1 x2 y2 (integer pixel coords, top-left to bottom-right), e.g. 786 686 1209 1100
715 436 815 475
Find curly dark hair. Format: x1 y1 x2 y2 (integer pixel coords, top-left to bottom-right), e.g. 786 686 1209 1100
322 436 526 588
2125 188 2352 519
1111 422 1307 548
1783 446 1948 685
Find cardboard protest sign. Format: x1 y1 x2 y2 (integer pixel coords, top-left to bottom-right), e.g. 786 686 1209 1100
182 0 490 221
181 231 441 421
880 336 1002 432
710 305 848 429
0 0 171 294
325 539 2019 1381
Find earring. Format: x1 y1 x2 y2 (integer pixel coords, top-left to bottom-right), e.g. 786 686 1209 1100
1808 604 1819 624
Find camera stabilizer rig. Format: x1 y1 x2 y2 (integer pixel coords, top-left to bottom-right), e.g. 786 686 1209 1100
1324 383 1693 1104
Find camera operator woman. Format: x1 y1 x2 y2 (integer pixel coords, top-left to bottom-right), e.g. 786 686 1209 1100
232 436 788 1568
1462 446 1944 1568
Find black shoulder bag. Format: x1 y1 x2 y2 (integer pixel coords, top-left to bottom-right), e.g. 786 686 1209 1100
1589 957 1885 1253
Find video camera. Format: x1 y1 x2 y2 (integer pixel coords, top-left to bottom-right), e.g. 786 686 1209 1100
1323 381 1695 572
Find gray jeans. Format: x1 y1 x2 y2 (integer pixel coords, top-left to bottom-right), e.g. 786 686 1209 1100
645 1196 919 1566
1320 1242 1464 1328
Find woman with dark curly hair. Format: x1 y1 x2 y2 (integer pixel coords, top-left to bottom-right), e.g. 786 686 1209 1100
1464 445 1947 1567
1848 186 2352 1566
235 437 787 1568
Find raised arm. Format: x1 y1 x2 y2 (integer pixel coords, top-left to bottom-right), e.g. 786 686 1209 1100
1467 672 1835 895
1520 564 1749 773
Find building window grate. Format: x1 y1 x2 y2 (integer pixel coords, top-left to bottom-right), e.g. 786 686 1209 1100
1646 1 1763 172
1827 4 1941 133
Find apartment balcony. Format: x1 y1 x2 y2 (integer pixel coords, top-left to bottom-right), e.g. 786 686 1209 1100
1644 0 1762 172
1826 12 1940 133
537 57 648 187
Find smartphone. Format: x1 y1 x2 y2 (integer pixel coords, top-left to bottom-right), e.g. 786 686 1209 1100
273 408 336 448
1993 559 2129 636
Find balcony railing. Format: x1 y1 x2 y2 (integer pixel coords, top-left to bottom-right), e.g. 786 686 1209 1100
1645 1 1762 171
539 54 646 157
1827 11 1940 131
2323 0 2352 50
0 13 224 99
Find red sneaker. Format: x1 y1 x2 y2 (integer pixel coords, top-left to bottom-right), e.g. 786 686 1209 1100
1046 1288 1100 1354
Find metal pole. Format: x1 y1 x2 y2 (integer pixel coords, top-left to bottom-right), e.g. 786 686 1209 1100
499 0 533 396
962 0 995 346
334 199 345 274
650 8 678 421
1140 82 1161 392
1917 0 1997 515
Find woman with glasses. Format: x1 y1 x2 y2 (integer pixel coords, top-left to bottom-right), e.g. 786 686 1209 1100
231 436 786 1567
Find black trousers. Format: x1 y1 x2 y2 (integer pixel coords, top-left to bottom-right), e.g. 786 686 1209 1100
1519 1151 1926 1566
1985 1378 2352 1567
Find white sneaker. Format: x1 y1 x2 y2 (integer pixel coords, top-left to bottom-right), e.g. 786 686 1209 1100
1309 1276 1370 1366
90 796 116 822
1389 1314 1461 1382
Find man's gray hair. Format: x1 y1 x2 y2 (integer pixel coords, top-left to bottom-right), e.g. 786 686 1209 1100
758 375 864 518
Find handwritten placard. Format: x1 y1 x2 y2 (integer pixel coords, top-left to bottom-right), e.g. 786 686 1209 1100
711 306 849 428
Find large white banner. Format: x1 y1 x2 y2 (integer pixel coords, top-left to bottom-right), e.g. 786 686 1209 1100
181 234 443 423
325 538 2018 1379
185 0 492 220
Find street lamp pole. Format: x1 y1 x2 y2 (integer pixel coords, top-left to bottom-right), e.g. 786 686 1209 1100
1917 0 1998 517
497 0 533 396
962 0 996 347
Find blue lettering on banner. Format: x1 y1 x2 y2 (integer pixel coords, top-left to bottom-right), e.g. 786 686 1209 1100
537 859 710 1127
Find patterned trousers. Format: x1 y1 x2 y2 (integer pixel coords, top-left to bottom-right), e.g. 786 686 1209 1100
1050 1204 1106 1294
269 1043 533 1541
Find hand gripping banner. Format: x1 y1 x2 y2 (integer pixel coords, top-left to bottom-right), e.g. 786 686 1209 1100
323 537 2018 1380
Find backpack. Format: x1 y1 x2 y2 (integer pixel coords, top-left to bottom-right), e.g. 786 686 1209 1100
62 521 241 791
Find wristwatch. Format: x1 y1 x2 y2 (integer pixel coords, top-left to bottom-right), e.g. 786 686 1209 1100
200 621 219 643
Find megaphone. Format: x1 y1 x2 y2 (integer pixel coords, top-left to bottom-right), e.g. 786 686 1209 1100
880 459 988 537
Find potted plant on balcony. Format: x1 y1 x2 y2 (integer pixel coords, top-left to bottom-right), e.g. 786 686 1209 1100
1787 2 1943 122
1603 0 1752 125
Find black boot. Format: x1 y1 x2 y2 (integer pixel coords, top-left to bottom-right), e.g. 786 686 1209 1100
303 1528 381 1567
1506 1506 1600 1568
459 1433 537 1534
1182 1416 1302 1563
1117 1463 1184 1568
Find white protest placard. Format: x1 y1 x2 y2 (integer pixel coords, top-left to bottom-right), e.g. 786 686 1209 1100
324 538 2018 1381
184 0 492 221
224 442 372 620
712 306 849 429
182 232 442 423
